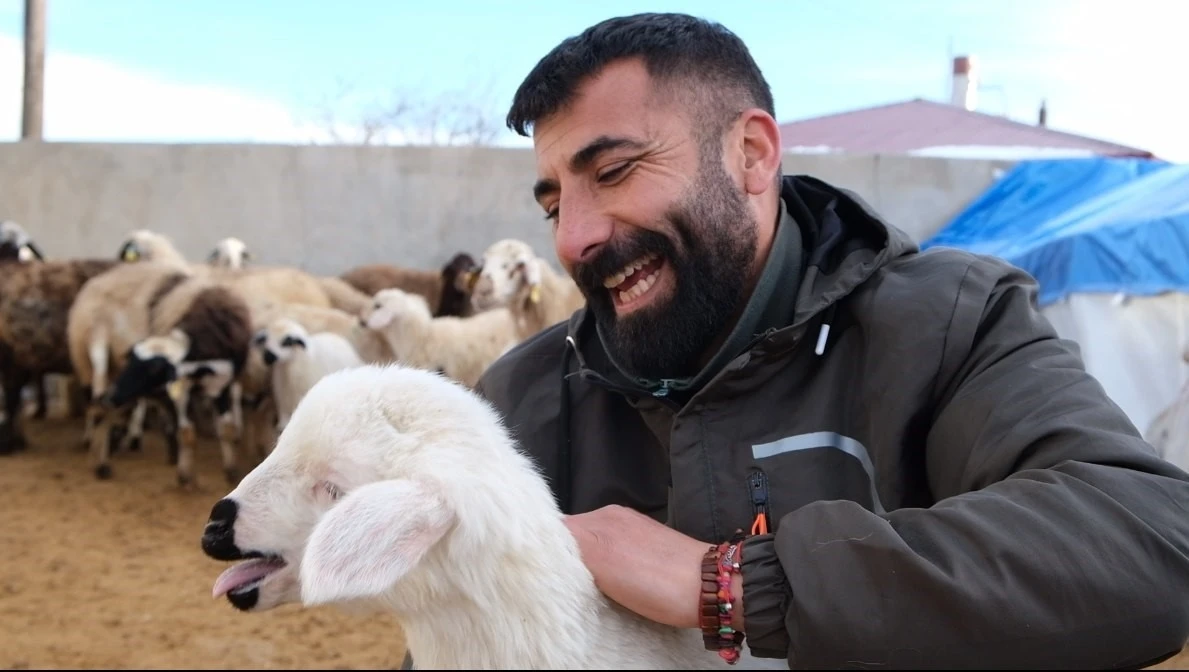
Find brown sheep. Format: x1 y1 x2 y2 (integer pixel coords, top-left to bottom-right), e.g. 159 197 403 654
436 252 480 318
339 263 442 313
0 221 56 421
0 257 121 454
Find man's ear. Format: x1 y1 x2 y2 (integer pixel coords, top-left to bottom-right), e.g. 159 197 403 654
300 478 454 607
734 109 783 196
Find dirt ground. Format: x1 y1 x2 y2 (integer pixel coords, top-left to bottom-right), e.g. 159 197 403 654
1 395 1186 670
0 405 407 670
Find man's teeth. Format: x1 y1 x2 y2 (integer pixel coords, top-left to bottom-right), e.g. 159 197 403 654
619 270 659 302
603 253 659 289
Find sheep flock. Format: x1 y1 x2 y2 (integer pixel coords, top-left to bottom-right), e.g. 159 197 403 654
3 218 790 668
0 220 586 492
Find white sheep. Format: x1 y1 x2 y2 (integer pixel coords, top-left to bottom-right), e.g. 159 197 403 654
0 219 44 262
117 229 190 269
201 364 784 669
252 317 364 433
469 238 586 339
207 237 253 269
234 301 395 462
361 287 520 389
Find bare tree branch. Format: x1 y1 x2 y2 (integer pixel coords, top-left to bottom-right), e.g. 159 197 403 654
302 74 505 147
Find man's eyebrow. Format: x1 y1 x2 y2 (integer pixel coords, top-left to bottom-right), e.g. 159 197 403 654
570 135 646 172
532 135 648 203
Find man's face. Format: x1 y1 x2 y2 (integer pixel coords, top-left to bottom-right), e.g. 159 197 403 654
531 59 760 381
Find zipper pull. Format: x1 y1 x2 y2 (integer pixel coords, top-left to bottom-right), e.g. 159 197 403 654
747 469 770 535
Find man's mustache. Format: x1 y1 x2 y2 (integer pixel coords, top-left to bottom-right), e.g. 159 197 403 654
572 230 675 291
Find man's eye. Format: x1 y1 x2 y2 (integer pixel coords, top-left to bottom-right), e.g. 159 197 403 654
598 161 632 183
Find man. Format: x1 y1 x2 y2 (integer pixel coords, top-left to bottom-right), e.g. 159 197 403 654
405 12 1189 670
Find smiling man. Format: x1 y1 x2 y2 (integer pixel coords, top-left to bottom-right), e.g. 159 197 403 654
417 11 1189 671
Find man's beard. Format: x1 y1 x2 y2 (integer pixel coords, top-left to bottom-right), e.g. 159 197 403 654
572 155 758 382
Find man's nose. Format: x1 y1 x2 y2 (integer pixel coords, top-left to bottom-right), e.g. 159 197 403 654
553 196 614 268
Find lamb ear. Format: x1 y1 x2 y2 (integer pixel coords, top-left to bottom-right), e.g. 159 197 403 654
300 478 454 607
518 257 542 287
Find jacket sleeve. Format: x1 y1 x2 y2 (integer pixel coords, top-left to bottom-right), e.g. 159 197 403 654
740 256 1189 669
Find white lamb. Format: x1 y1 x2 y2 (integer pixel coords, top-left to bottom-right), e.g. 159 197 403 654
252 317 363 433
469 238 586 340
200 364 784 669
207 237 253 269
361 287 520 389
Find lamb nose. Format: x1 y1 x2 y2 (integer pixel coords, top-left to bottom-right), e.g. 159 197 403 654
202 498 241 560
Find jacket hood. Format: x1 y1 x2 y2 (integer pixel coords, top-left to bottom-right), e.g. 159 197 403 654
562 173 920 393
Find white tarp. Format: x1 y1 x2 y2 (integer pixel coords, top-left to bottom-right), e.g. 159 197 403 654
1040 292 1189 470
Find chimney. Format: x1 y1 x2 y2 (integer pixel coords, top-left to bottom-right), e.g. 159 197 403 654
1038 99 1048 127
950 55 979 111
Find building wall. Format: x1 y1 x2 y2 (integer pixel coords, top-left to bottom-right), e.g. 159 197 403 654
0 141 1012 275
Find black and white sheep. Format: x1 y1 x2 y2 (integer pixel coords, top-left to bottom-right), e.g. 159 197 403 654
67 262 253 486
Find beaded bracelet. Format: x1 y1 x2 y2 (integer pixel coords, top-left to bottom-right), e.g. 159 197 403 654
700 529 748 664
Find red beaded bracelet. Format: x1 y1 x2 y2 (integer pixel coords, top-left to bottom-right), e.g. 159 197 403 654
700 529 748 664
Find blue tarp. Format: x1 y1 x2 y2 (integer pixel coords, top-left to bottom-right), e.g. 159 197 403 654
921 157 1189 306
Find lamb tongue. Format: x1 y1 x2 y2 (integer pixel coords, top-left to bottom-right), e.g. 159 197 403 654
212 557 285 598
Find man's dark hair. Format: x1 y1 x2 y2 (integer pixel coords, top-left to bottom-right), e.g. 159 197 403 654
505 13 775 145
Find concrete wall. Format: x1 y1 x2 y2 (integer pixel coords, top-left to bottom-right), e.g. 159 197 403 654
0 141 1013 276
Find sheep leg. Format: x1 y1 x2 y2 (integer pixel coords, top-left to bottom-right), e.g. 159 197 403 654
116 399 147 453
240 395 258 461
143 387 180 466
89 405 116 480
23 376 47 419
230 382 244 442
257 394 278 458
0 367 31 454
215 412 241 485
173 382 199 490
65 376 86 418
242 393 276 461
80 337 109 452
209 384 242 485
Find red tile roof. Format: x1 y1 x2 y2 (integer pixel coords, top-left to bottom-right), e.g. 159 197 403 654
777 98 1154 159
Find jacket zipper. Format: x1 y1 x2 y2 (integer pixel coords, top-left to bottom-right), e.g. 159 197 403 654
747 468 771 535
653 379 680 398
578 369 682 412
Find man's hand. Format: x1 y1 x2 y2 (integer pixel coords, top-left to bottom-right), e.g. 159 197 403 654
562 504 744 631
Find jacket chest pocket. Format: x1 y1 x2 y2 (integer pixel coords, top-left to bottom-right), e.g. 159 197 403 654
737 440 886 536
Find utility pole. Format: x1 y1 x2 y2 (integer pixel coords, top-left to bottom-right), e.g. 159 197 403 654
21 0 46 140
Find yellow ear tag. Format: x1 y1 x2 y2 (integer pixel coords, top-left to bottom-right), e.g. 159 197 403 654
529 284 541 304
166 379 185 403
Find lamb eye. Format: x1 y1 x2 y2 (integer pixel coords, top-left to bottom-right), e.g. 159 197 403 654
319 481 342 500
